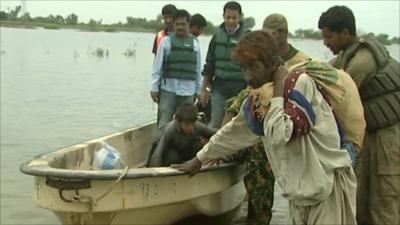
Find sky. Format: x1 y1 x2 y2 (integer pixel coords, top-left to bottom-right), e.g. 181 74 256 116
1 0 399 37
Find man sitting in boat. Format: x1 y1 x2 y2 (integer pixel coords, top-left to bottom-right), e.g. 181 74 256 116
147 103 217 167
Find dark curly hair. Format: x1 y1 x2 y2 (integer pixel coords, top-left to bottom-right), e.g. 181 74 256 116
232 30 280 69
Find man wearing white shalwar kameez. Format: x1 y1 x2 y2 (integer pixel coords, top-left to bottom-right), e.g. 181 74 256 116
174 30 357 225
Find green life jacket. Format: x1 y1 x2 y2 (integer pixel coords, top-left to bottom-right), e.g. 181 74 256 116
342 37 400 132
163 33 197 80
214 27 245 81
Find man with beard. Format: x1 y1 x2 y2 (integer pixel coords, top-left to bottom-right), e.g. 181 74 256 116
174 30 358 225
220 14 310 225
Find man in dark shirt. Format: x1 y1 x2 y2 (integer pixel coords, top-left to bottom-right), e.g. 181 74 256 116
147 103 217 167
199 1 248 129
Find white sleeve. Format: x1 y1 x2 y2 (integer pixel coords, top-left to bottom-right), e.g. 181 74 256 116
197 102 261 162
264 97 293 150
194 39 202 95
151 37 169 92
264 74 317 150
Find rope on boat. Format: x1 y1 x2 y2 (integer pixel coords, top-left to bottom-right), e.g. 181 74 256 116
94 166 129 203
71 166 130 225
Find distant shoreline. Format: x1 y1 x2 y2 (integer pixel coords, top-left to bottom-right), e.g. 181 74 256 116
0 20 156 33
1 20 399 46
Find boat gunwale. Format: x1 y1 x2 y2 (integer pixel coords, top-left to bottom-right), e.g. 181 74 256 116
19 120 242 180
19 160 240 180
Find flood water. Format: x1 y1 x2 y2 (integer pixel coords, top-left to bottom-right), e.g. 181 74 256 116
1 27 399 225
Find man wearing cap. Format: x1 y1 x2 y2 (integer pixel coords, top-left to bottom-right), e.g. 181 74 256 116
263 13 310 68
263 13 311 225
174 30 358 225
220 14 310 225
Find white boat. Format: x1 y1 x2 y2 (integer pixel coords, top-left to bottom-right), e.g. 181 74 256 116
20 121 246 225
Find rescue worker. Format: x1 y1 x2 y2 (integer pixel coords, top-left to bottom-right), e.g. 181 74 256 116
150 9 202 131
319 5 400 225
200 1 247 128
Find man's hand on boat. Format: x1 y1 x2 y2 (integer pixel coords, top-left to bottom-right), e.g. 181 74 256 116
204 157 230 166
150 91 160 103
171 157 202 177
172 156 229 177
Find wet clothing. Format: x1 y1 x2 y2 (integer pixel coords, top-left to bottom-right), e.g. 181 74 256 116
331 37 400 225
151 34 202 130
197 67 356 224
147 120 216 167
202 22 247 128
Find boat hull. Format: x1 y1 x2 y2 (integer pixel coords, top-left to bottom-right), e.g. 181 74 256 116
21 122 246 225
52 183 245 225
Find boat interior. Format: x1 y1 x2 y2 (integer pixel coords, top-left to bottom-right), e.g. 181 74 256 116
20 121 234 179
47 121 156 170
